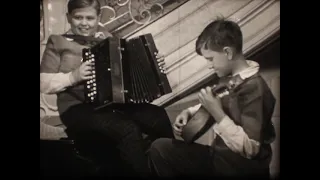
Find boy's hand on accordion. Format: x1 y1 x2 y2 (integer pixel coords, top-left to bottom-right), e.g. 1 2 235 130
156 53 167 74
71 61 94 83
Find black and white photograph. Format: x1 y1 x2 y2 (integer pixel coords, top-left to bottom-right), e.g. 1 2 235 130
40 0 280 178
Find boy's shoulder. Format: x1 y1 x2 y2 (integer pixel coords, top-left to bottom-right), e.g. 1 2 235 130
46 34 70 45
235 73 274 100
234 73 276 116
48 33 69 39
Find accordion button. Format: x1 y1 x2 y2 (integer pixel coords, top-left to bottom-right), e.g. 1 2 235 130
87 85 90 88
93 83 96 86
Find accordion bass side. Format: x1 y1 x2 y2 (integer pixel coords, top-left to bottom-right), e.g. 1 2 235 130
82 33 172 109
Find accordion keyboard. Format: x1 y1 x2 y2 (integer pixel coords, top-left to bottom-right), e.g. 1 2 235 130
83 49 97 103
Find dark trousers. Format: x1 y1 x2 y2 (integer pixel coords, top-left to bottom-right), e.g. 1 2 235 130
148 138 271 178
148 138 214 177
60 103 174 177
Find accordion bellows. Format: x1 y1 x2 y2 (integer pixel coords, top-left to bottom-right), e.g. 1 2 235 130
82 33 172 110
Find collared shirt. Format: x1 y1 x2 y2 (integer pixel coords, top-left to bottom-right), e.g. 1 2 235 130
187 60 261 159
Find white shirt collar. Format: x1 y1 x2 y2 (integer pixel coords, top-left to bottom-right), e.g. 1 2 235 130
233 60 259 80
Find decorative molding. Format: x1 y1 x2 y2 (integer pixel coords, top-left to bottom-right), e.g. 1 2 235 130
104 0 190 37
99 0 164 27
125 0 213 39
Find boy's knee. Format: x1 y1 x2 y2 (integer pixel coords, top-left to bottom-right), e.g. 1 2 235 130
115 121 142 140
125 123 141 137
148 138 172 158
143 104 166 114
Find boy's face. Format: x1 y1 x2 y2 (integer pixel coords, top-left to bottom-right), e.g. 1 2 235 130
200 46 232 77
67 7 100 36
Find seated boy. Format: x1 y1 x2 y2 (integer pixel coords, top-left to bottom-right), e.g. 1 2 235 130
147 17 276 177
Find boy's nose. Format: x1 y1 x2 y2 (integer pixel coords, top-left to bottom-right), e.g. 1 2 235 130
80 20 88 25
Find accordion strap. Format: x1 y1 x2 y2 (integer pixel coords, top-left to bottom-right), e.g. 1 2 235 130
62 34 103 46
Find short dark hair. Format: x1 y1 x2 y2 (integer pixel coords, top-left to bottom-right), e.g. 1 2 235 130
195 17 243 55
67 0 101 15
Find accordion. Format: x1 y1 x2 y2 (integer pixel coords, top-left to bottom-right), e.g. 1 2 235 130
82 33 172 110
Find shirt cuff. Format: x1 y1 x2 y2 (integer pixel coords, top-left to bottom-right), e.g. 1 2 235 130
68 71 77 85
213 115 234 135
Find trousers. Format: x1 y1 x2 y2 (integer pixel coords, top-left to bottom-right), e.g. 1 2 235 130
148 138 271 178
60 103 174 177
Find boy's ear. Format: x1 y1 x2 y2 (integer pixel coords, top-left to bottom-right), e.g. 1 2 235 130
223 47 233 60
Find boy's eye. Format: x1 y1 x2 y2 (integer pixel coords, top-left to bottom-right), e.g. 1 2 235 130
74 16 82 20
74 16 95 21
86 17 95 20
206 57 213 62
